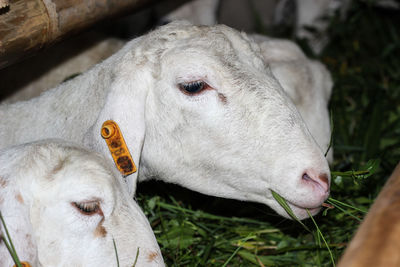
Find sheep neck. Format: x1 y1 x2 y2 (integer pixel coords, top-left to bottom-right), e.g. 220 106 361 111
0 63 111 149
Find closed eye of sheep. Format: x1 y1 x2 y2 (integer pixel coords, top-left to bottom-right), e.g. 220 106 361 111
0 140 164 267
0 21 330 220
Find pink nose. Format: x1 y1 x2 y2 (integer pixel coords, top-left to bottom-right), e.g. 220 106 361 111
302 171 330 194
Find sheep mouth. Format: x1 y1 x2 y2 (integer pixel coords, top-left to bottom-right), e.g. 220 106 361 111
285 200 323 218
271 190 325 218
289 201 321 211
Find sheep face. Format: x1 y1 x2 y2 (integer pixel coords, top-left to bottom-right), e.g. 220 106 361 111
0 142 163 267
137 23 330 219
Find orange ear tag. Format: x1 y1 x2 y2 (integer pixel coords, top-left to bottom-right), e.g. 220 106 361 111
101 120 137 176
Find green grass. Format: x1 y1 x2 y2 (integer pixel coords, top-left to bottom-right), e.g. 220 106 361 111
0 212 24 267
135 1 400 266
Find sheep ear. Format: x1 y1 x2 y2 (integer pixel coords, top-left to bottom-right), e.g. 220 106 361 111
0 175 38 266
84 51 154 196
307 61 333 103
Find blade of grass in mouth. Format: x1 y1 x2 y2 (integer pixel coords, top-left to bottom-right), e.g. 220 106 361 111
271 190 311 232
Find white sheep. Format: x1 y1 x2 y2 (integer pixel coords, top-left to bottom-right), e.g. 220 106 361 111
0 140 164 267
0 21 330 220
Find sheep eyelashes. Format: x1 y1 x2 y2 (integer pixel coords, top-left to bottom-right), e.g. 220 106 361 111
72 201 102 216
178 80 211 95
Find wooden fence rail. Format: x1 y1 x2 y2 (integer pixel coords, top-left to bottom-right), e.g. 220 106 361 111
0 0 159 69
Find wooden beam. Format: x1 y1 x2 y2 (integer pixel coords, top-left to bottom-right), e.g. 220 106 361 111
338 162 400 267
0 0 157 69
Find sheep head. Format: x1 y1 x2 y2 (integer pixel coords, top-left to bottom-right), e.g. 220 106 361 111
0 141 164 267
89 21 331 220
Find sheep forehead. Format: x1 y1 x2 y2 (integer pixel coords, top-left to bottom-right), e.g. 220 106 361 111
143 23 266 72
50 157 116 193
21 144 117 201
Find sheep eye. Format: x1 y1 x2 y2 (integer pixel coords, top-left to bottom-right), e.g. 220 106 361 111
72 201 100 216
179 81 210 95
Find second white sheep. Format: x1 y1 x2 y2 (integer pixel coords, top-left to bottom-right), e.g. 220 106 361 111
0 140 164 267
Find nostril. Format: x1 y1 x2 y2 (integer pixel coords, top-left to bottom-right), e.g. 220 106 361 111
302 173 313 182
302 172 330 193
318 173 330 192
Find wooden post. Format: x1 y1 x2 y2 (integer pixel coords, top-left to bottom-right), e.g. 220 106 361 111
0 0 157 69
338 162 400 267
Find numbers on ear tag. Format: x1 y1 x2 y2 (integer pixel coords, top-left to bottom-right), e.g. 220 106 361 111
101 120 137 175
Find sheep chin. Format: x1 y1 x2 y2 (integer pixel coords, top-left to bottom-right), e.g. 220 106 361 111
289 202 322 218
276 200 323 220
